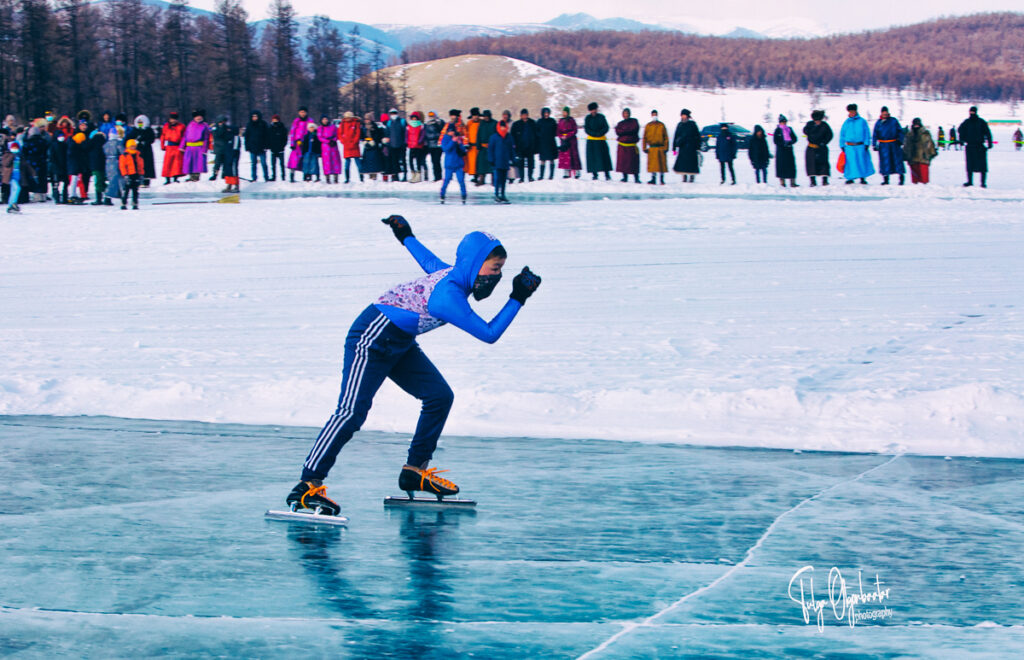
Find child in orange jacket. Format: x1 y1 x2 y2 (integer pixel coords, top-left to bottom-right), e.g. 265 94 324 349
118 139 144 210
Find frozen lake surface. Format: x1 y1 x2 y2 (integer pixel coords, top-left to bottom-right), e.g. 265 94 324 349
2 415 1023 657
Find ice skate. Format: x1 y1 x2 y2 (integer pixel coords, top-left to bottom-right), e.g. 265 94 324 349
384 466 476 508
265 480 347 525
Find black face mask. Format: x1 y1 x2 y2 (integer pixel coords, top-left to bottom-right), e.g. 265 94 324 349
472 273 502 300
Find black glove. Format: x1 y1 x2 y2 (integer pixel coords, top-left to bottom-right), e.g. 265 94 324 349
381 215 413 244
510 266 542 305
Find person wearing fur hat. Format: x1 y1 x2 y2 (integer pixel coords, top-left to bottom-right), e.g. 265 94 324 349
536 107 558 179
338 111 363 183
118 138 144 209
287 107 310 182
267 114 288 181
773 114 799 187
557 106 582 178
300 121 322 181
317 115 341 183
584 102 612 181
872 106 905 185
127 115 156 185
160 112 185 184
182 110 212 181
803 110 833 186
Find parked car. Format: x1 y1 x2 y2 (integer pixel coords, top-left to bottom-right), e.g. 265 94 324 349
700 123 752 151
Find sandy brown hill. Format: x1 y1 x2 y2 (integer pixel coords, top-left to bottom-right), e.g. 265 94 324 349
342 54 625 117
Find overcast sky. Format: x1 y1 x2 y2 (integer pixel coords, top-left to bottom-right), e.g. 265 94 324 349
194 0 1021 32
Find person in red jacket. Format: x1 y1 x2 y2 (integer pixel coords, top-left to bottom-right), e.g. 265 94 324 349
160 112 185 184
406 111 427 183
339 111 363 183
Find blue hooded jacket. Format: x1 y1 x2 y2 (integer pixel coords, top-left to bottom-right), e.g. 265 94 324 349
374 231 521 343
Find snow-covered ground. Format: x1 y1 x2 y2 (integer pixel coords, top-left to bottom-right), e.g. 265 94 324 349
2 143 1023 458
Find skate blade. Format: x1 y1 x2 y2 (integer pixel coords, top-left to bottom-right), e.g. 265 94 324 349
383 496 476 508
265 509 349 526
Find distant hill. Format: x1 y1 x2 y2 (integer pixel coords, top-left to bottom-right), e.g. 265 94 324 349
403 13 1024 101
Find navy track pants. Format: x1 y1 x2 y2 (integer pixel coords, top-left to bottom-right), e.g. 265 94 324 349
302 305 454 481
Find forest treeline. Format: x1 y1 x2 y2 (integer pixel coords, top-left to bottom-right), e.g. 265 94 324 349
0 0 397 122
403 13 1024 102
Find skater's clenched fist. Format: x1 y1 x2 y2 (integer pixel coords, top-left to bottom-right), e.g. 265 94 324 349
510 266 542 304
382 215 413 244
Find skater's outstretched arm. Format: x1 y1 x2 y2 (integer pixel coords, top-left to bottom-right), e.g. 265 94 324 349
382 215 450 273
430 267 542 344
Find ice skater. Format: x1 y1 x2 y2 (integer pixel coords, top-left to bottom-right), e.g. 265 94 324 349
286 216 542 516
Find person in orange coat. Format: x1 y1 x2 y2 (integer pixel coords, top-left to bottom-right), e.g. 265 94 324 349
118 138 144 209
160 112 185 184
464 107 480 181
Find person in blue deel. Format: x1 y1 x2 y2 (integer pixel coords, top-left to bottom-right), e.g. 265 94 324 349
287 215 542 515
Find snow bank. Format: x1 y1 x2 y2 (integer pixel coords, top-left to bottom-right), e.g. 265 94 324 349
2 146 1023 458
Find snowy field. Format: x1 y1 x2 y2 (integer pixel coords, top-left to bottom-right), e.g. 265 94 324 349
2 143 1024 458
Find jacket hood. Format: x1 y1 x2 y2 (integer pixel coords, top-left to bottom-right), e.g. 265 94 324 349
134 114 150 128
451 231 502 293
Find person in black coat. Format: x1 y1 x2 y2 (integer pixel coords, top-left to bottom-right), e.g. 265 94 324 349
87 129 108 205
267 114 288 181
772 114 799 187
672 109 701 182
127 115 156 185
22 127 50 201
803 110 833 186
535 107 558 179
210 117 237 180
714 123 738 185
584 102 612 179
958 106 993 187
511 109 538 182
48 132 70 203
244 110 270 182
747 125 771 184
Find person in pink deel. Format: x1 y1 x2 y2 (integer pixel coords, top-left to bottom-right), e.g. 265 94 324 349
286 107 310 182
317 115 341 184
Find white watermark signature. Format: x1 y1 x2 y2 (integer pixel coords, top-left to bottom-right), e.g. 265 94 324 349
788 566 893 632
